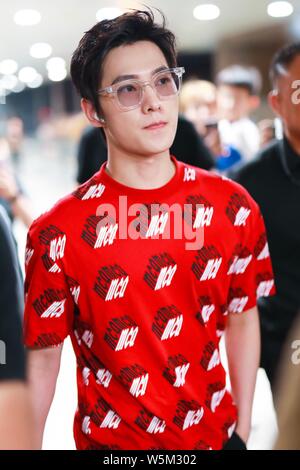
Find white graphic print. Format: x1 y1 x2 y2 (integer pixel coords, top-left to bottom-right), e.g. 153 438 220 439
183 408 204 430
174 363 190 387
105 276 129 301
207 349 220 371
70 285 80 304
155 265 177 290
234 207 251 226
257 280 274 298
227 255 252 275
201 304 215 324
228 296 248 313
41 299 66 318
82 183 105 200
146 417 166 434
146 213 169 238
183 167 196 182
100 411 121 429
50 234 66 262
82 330 94 348
193 207 214 228
116 326 139 351
82 367 91 386
257 243 270 260
129 373 149 397
200 258 222 281
82 416 91 435
211 387 226 413
49 263 61 273
94 224 118 248
25 248 34 266
96 369 112 388
161 315 183 341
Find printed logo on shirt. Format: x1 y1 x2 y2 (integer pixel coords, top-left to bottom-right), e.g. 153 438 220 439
152 305 183 341
183 167 196 182
66 276 80 304
227 245 252 275
225 192 251 227
206 382 226 413
192 245 222 282
32 288 66 318
94 264 129 301
135 409 166 434
78 354 112 388
200 342 220 371
25 246 34 266
82 416 91 435
196 296 215 326
256 272 274 298
183 194 214 228
74 319 94 348
227 288 249 313
73 176 105 201
90 398 121 429
163 354 190 387
38 225 67 272
144 253 177 291
33 332 63 348
254 233 270 260
132 202 169 238
118 364 149 397
104 315 139 352
173 400 204 431
81 214 118 249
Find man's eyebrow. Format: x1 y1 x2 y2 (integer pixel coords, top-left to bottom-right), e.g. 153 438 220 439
111 66 169 85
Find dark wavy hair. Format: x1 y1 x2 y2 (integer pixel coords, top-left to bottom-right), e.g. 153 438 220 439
70 9 177 117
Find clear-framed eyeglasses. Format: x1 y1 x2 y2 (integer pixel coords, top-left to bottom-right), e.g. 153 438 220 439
97 67 185 111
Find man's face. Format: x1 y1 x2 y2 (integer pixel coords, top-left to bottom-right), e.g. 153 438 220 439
217 85 254 122
271 55 300 139
97 40 179 158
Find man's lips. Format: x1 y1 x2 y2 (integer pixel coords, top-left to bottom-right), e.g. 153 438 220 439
144 121 167 130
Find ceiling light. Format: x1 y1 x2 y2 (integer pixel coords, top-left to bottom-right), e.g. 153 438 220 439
96 7 122 21
18 66 38 83
0 59 18 75
46 57 66 70
1 75 18 90
27 74 43 88
48 68 67 82
193 4 220 21
267 1 294 18
14 9 41 26
30 43 52 59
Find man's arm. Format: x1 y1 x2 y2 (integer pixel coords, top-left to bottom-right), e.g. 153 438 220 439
225 306 260 443
27 344 63 449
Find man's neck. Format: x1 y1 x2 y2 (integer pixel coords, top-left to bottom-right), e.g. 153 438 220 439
285 130 300 156
105 149 175 190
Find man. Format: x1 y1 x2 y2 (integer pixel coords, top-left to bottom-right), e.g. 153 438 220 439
217 65 261 164
230 42 300 391
0 209 33 449
24 10 275 450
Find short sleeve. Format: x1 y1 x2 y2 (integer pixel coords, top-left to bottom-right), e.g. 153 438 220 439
226 193 276 314
23 218 74 348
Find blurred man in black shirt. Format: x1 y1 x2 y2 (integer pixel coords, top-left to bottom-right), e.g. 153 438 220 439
230 43 300 391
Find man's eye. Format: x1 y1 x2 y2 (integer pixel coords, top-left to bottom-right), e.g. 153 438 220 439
119 84 137 93
157 76 171 86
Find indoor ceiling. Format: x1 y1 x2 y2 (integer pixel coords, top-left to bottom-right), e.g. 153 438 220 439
0 0 299 82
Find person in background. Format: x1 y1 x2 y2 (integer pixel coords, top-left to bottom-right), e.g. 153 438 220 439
0 137 34 228
0 209 33 449
229 42 300 392
180 79 242 172
217 65 261 163
257 119 276 149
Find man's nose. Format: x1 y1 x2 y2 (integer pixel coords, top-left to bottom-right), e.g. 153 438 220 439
141 83 161 112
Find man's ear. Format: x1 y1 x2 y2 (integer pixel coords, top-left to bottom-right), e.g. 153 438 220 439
268 90 281 117
81 98 105 128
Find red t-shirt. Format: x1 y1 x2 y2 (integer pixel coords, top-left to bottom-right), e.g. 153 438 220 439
24 156 275 450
